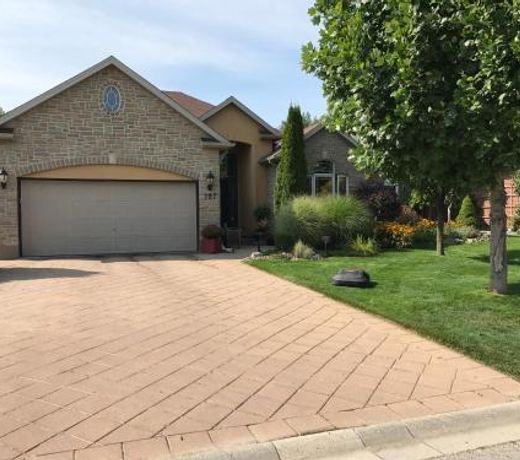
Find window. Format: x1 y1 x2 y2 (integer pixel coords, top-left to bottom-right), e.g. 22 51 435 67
308 159 349 197
309 173 350 197
102 85 122 114
312 174 334 196
336 175 350 196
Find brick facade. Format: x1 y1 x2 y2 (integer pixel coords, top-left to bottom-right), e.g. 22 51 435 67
0 65 221 258
480 178 520 228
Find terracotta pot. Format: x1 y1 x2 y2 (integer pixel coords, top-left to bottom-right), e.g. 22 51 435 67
201 238 221 254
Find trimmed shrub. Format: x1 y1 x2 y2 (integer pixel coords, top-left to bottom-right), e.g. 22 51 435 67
446 222 481 241
456 195 477 228
349 236 379 256
292 240 316 259
274 196 373 249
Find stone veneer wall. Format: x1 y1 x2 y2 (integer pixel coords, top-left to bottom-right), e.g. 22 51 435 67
264 129 366 208
304 129 365 189
0 65 220 258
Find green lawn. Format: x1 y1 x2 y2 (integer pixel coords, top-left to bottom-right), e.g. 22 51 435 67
248 237 520 378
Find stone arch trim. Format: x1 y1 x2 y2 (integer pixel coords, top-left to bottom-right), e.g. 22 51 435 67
16 155 200 180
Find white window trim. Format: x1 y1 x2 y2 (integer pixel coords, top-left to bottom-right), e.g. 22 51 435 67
311 173 335 196
336 174 350 196
310 172 350 197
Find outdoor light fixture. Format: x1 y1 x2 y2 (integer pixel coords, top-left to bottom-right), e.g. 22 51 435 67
0 168 7 189
206 171 215 191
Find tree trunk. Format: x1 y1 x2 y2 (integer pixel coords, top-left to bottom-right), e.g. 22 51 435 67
436 191 446 256
489 175 508 294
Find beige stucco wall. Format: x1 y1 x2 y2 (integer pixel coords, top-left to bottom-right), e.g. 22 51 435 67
0 65 220 258
26 165 191 181
205 104 275 232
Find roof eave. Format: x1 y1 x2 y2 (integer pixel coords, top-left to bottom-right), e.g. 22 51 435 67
0 56 231 147
201 96 279 138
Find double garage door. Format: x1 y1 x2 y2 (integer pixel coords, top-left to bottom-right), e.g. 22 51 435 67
21 180 198 257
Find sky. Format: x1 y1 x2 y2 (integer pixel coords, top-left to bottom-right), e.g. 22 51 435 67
0 0 326 127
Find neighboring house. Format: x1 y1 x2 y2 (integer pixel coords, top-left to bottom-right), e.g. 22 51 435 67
0 56 279 258
261 123 366 207
478 178 520 227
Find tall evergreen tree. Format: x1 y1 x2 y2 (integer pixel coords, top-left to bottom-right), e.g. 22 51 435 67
274 105 308 210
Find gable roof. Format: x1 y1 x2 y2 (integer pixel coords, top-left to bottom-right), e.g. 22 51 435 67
163 91 214 118
0 56 233 149
200 96 280 138
260 123 357 165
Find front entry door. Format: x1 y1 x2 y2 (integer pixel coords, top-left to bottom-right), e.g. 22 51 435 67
220 151 239 228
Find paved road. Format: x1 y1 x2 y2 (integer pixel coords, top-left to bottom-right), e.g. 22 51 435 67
436 441 520 459
0 253 519 459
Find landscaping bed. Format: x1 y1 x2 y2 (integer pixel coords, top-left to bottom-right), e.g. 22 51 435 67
249 237 520 379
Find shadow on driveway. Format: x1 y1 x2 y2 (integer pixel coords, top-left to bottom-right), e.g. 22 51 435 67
0 267 99 283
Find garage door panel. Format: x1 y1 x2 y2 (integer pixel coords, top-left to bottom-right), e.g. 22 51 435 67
21 180 197 256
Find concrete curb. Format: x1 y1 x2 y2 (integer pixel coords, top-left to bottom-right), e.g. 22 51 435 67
174 401 520 460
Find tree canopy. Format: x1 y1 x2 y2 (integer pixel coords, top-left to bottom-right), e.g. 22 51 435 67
303 0 520 290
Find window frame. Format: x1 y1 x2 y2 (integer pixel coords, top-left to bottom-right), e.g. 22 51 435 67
335 174 350 196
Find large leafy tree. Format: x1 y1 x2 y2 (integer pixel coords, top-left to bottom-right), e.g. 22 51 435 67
274 105 308 210
303 0 520 292
458 1 520 293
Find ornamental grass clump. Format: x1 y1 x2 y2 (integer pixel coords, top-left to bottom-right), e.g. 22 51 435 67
274 196 373 249
292 240 316 260
349 236 379 256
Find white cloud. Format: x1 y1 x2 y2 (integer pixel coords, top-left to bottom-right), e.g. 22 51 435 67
0 0 321 118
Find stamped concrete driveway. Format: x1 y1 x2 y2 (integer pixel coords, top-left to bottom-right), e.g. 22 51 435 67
0 254 519 460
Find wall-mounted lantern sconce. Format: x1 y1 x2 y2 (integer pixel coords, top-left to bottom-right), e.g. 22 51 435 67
0 168 7 189
206 171 215 191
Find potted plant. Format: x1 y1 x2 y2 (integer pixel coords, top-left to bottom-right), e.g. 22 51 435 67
253 206 273 251
201 224 224 254
254 206 272 233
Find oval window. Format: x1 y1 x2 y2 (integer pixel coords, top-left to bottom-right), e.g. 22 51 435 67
102 85 121 114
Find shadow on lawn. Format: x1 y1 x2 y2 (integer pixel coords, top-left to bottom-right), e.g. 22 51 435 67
470 250 520 266
334 281 379 289
505 283 520 296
